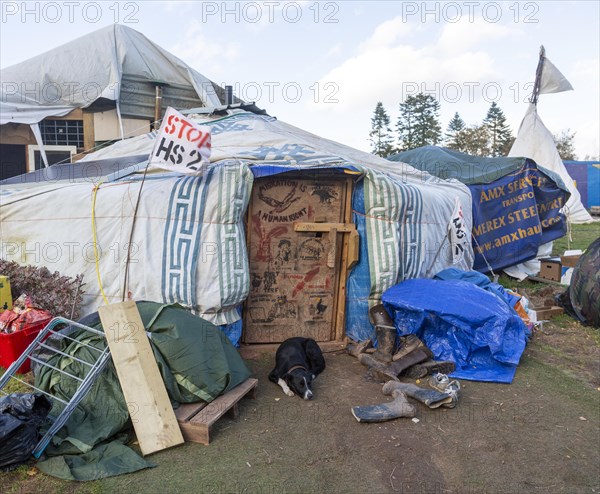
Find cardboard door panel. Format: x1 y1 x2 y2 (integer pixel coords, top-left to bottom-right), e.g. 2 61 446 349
244 177 346 343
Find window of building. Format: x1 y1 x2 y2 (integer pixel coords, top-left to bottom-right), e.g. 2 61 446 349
40 119 84 147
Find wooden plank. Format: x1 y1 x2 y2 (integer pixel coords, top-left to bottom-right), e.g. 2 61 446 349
334 178 354 341
178 378 258 445
98 301 184 456
174 401 208 422
294 222 356 233
526 276 564 286
82 111 95 153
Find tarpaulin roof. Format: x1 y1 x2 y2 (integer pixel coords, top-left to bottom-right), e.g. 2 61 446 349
389 146 558 185
0 24 221 125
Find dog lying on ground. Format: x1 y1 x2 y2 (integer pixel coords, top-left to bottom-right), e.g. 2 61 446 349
268 337 326 400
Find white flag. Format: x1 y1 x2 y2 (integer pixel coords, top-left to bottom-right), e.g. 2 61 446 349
448 197 468 264
539 57 574 95
149 107 211 174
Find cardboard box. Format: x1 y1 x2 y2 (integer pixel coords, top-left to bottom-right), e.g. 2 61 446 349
529 306 564 322
561 249 583 268
539 258 562 282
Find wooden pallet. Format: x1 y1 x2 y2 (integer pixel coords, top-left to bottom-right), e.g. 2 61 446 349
174 378 258 445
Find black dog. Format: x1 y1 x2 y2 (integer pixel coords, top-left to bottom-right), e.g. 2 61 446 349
268 337 326 400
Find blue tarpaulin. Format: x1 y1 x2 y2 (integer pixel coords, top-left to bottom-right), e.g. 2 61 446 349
382 276 530 383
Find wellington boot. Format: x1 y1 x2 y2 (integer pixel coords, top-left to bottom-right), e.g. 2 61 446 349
372 326 396 363
403 359 456 379
369 303 394 327
351 389 415 423
346 339 372 358
358 353 399 381
387 347 432 376
392 334 425 361
369 304 396 363
382 381 453 409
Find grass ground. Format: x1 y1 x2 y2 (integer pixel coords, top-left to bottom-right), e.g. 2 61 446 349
552 222 600 255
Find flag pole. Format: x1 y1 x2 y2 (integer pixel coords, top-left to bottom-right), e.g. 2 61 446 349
530 45 546 106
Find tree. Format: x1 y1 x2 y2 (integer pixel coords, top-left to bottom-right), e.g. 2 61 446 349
369 102 395 157
396 93 442 151
445 112 466 151
483 102 513 157
554 129 577 160
460 125 491 157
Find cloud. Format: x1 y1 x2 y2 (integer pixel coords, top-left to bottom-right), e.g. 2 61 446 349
310 17 514 114
283 15 524 152
357 17 413 53
169 20 240 78
325 42 343 59
437 19 518 54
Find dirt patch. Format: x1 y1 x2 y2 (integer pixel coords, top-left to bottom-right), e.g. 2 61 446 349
1 289 599 494
3 324 599 493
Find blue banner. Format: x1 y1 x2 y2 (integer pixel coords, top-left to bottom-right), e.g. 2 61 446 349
470 161 568 272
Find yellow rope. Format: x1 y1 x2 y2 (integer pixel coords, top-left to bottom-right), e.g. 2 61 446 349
91 182 109 305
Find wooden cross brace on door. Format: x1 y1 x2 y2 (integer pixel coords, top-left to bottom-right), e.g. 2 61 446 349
294 222 359 269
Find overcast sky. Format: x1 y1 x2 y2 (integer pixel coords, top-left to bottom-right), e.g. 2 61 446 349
1 1 598 158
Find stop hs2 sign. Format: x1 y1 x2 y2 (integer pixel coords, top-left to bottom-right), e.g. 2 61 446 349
149 107 211 174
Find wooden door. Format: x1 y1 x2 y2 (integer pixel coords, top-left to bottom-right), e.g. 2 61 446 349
244 175 350 343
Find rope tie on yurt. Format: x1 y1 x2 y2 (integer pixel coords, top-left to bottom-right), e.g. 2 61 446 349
122 163 150 301
91 182 109 305
471 235 497 280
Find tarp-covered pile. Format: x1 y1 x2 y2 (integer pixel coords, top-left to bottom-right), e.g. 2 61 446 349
390 146 570 272
382 268 531 383
33 301 251 480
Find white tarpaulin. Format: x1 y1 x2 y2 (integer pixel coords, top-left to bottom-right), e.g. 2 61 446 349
1 110 473 324
509 104 593 223
0 24 220 126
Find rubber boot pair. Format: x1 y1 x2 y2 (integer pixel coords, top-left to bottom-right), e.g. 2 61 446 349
358 346 433 382
351 388 415 423
382 381 454 409
392 334 456 378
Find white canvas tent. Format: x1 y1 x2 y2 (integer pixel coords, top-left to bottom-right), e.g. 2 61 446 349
509 47 593 224
0 110 474 337
509 104 593 224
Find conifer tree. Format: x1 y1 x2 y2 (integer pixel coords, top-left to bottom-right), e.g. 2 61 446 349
445 112 466 151
483 102 513 156
553 129 577 160
396 93 442 151
369 102 395 157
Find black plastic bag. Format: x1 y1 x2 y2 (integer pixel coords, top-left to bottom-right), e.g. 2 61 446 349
0 393 52 471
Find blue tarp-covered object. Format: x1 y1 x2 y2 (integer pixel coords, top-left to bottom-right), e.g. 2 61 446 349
390 146 570 272
382 278 530 383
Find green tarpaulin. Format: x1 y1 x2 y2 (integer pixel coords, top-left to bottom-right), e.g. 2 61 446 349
34 302 251 480
389 146 563 186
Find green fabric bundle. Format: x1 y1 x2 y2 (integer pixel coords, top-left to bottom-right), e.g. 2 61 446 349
34 302 251 480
